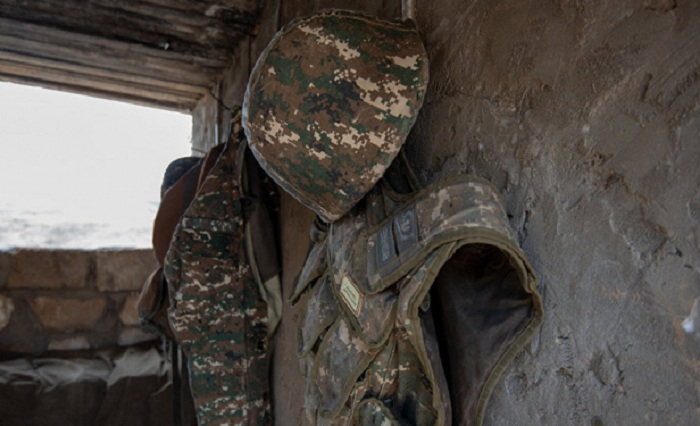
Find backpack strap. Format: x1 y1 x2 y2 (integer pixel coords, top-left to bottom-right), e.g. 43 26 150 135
241 143 283 336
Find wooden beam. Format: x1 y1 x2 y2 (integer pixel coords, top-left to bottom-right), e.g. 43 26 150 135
0 1 265 110
0 0 259 57
0 16 229 70
92 0 261 25
0 49 211 96
138 0 260 13
0 73 195 112
0 34 218 88
0 61 203 110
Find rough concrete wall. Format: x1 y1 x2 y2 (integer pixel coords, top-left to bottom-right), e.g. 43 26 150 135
0 249 158 354
407 0 700 424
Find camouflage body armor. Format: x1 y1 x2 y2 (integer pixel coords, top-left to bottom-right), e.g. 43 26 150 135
292 175 543 425
164 138 276 425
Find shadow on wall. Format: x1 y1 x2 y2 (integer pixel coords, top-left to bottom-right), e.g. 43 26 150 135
0 344 173 426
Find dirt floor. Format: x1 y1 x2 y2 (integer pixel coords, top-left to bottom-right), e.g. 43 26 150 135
264 1 700 425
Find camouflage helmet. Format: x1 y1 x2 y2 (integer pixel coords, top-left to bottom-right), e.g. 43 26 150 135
243 9 429 222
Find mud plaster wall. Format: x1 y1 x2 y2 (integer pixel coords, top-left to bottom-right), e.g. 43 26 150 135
191 0 700 424
408 0 700 424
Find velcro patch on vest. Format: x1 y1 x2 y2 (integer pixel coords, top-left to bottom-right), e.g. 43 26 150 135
375 222 398 270
339 274 363 317
393 205 418 254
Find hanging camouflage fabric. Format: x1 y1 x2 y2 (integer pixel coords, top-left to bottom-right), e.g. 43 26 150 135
243 9 429 223
164 135 276 425
291 175 544 425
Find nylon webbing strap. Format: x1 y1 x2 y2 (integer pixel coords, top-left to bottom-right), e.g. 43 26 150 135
330 175 519 299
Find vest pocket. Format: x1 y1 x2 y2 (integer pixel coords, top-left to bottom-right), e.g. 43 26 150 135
354 398 401 425
298 273 339 358
313 318 377 419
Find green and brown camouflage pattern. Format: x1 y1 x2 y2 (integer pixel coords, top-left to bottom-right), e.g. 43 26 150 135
164 139 272 426
294 175 543 425
243 9 429 223
333 175 518 298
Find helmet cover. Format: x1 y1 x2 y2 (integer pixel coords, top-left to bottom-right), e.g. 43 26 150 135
243 9 429 222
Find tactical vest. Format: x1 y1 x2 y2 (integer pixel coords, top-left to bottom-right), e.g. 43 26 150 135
164 138 278 426
292 175 543 425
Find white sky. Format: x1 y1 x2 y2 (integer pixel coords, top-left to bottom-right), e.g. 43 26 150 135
0 82 193 249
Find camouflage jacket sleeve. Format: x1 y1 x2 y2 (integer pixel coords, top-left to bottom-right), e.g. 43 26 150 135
164 139 273 426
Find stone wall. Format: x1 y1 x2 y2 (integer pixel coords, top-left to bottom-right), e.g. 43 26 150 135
0 248 158 355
